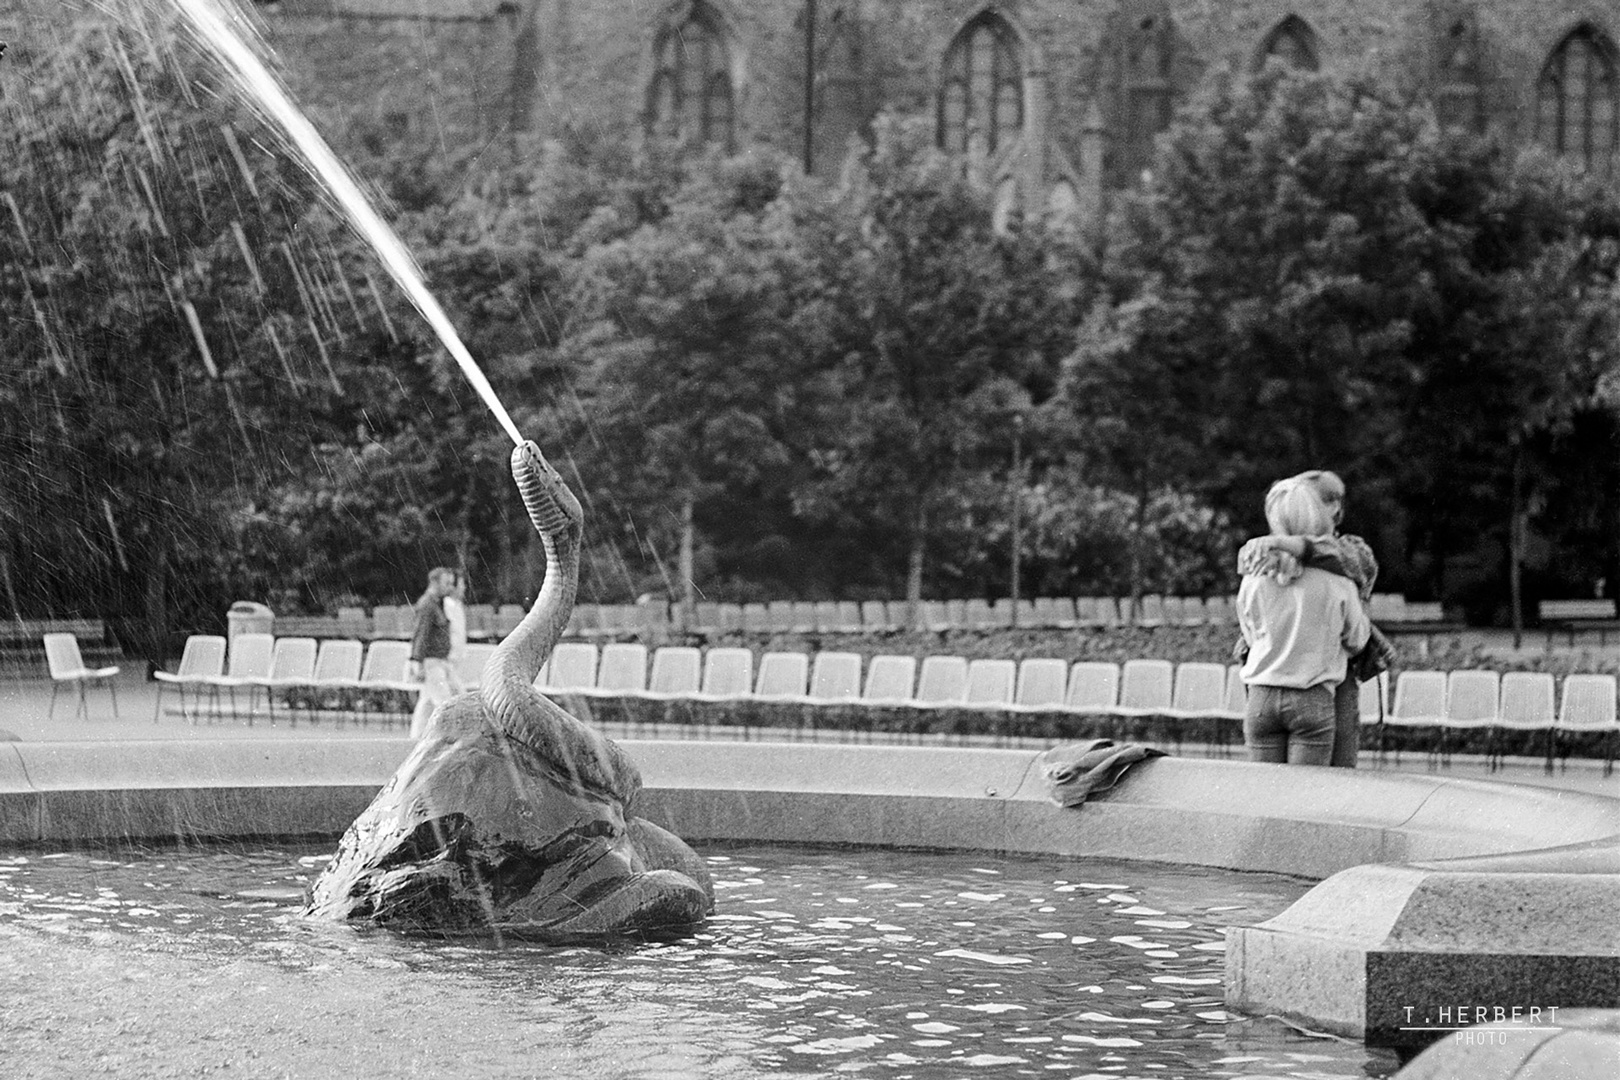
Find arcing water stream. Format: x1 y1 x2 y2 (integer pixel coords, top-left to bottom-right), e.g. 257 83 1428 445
164 0 525 447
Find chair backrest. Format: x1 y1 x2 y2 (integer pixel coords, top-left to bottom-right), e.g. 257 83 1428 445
915 655 969 704
596 642 649 693
1358 673 1389 722
1225 664 1248 716
1498 672 1556 731
755 651 810 698
371 605 411 639
702 647 755 697
741 603 771 633
176 635 228 679
690 602 722 632
42 633 85 678
1033 597 1077 628
1171 662 1228 714
312 638 363 683
1392 670 1448 722
811 601 844 633
861 600 894 631
809 652 863 701
1015 658 1069 708
1557 674 1619 732
1445 670 1500 724
541 642 598 690
1120 659 1174 711
715 604 745 632
463 604 495 637
962 599 994 628
649 646 702 695
1204 596 1236 625
361 640 412 684
1134 595 1167 626
1066 661 1120 710
766 602 799 633
965 658 1016 706
862 655 917 702
269 637 318 683
225 632 276 680
495 604 526 636
791 601 820 632
834 601 862 631
455 643 497 689
1076 596 1120 626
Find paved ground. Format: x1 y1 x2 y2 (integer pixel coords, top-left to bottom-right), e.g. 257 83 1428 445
5 670 1615 798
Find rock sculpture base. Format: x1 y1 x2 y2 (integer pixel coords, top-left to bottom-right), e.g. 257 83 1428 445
306 692 713 940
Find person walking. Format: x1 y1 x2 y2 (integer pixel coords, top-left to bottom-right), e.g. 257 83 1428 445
1237 479 1371 766
1237 470 1394 767
409 566 461 738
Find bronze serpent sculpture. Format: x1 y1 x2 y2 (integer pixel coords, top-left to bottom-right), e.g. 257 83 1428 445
306 442 713 938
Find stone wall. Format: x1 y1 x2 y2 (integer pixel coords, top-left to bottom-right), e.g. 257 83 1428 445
254 0 1620 215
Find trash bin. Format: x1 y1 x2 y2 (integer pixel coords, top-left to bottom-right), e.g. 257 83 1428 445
227 601 274 643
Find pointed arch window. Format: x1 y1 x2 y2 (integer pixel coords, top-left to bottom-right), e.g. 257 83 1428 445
938 13 1024 155
647 5 736 150
1535 26 1618 178
1256 15 1320 72
1121 13 1178 184
1435 18 1486 134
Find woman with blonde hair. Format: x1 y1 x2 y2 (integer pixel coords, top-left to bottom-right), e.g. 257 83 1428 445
1236 478 1371 765
1238 470 1394 766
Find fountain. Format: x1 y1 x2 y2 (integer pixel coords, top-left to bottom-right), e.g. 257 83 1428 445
0 2 1614 1076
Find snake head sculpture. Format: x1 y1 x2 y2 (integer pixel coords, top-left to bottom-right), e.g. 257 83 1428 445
306 438 713 939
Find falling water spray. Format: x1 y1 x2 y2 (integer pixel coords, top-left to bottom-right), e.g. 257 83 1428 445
164 0 525 446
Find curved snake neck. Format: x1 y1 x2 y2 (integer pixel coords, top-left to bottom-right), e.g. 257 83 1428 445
479 443 638 803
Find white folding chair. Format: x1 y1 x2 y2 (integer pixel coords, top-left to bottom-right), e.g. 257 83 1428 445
1440 670 1500 766
915 656 969 705
649 646 702 696
153 635 226 723
43 632 120 722
203 632 275 724
1065 662 1121 711
965 658 1016 706
1555 674 1619 775
1014 658 1069 709
809 652 863 702
862 655 917 703
454 643 498 691
356 640 418 725
539 642 599 691
755 652 810 699
261 636 317 725
307 638 364 721
596 642 650 694
1496 671 1556 768
1384 670 1447 761
1118 659 1174 714
701 647 754 698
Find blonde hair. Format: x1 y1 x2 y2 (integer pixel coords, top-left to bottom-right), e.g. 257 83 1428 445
1264 478 1334 537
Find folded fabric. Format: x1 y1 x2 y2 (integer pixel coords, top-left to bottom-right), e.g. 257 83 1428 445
1038 738 1167 808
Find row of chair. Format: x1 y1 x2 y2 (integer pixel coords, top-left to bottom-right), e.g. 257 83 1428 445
148 634 1616 768
301 591 1444 641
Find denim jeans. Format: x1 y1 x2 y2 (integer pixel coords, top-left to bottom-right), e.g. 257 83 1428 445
1243 684 1337 765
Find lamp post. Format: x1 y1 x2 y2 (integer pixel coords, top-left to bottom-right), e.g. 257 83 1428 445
1010 413 1025 627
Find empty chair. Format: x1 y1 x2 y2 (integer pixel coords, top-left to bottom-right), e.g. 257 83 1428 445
307 638 365 719
862 655 917 703
1357 672 1389 723
1075 597 1119 627
1440 670 1500 763
962 599 995 629
1555 674 1619 773
915 655 969 705
454 642 498 691
766 602 800 633
756 651 810 698
1495 671 1556 765
860 600 894 631
741 603 771 633
809 652 863 702
1204 596 1236 625
595 642 649 694
261 636 317 724
153 635 226 723
790 601 819 633
1383 669 1448 759
1118 659 1174 714
495 604 526 637
1065 662 1121 711
1133 595 1167 627
648 646 702 696
811 601 843 633
702 647 755 697
203 632 276 724
715 604 745 632
691 602 722 633
1014 658 1069 709
965 658 1016 706
943 599 968 628
834 601 863 632
43 632 120 722
540 642 599 690
1224 665 1249 718
1171 662 1229 715
462 604 495 640
1033 597 1077 629
356 640 417 724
